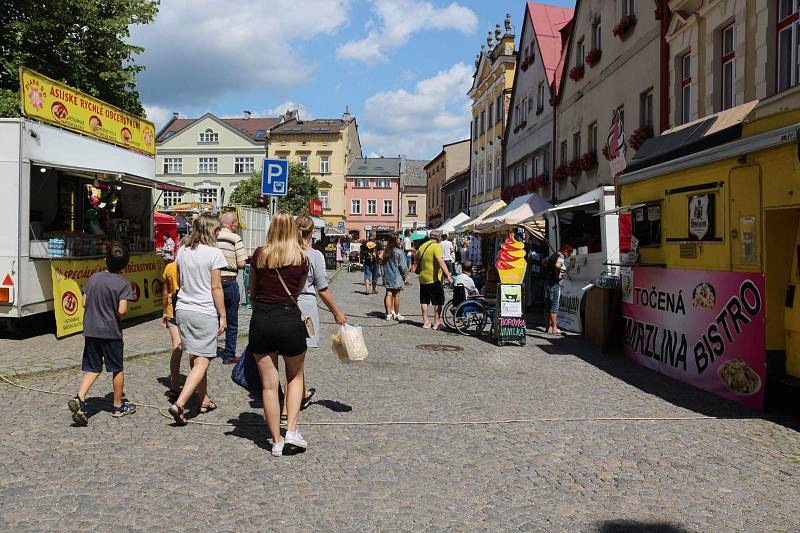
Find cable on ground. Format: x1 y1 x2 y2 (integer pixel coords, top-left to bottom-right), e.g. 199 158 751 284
1 373 792 428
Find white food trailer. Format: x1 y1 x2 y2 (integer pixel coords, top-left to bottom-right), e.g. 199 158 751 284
0 118 192 331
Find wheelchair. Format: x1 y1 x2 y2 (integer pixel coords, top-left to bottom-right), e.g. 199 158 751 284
442 284 495 336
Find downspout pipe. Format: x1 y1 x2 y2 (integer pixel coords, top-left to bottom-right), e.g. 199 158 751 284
657 1 672 133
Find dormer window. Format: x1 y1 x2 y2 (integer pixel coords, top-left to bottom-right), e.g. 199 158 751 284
199 128 219 143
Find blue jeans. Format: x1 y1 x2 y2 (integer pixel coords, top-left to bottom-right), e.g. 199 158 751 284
221 279 240 360
548 283 561 313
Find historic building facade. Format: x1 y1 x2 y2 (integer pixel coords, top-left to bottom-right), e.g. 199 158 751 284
442 168 471 222
469 14 517 216
503 2 573 204
267 110 362 226
425 139 470 228
400 159 428 231
155 112 278 208
554 0 663 201
344 157 401 239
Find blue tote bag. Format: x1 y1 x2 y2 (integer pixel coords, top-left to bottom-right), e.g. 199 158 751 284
231 344 262 394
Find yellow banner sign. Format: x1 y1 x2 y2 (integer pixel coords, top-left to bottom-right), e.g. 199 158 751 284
19 67 156 156
51 254 165 338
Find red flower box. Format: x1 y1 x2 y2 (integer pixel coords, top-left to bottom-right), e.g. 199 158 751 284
628 126 653 151
601 146 611 160
586 48 602 67
526 178 536 193
534 173 549 188
553 164 569 181
580 152 598 171
568 65 585 81
567 160 582 177
613 15 637 39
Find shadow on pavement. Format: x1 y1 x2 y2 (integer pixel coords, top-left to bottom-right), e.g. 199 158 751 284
226 411 269 451
594 520 691 533
540 335 800 431
0 312 159 340
314 399 352 413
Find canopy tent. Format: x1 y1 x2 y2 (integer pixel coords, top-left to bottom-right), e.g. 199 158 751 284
435 212 471 234
153 211 177 249
474 193 553 239
456 199 507 231
410 231 428 241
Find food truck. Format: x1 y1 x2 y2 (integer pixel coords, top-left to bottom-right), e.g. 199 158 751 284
617 105 800 409
0 68 195 335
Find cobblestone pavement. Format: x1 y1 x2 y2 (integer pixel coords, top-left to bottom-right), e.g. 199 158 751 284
1 270 800 531
0 298 253 377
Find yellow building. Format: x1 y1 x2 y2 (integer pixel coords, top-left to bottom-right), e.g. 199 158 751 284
468 14 516 217
267 110 362 225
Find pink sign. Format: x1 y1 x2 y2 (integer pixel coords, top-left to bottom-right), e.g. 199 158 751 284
621 267 765 409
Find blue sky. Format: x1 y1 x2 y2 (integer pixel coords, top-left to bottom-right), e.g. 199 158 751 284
131 0 574 159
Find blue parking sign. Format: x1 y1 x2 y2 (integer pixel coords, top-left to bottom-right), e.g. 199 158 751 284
262 159 289 196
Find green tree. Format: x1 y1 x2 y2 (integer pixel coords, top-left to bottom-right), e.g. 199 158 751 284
0 0 159 117
229 163 319 215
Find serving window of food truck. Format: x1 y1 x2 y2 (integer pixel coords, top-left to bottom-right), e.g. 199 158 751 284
29 166 157 259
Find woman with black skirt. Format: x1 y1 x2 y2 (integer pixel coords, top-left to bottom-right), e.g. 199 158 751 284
248 212 309 457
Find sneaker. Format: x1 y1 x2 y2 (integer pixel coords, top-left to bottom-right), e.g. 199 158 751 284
68 396 88 426
385 312 394 321
395 314 405 321
112 401 137 418
271 438 284 457
284 430 308 450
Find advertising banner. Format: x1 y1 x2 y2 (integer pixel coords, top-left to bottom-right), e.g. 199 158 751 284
622 267 765 409
51 254 165 338
499 284 523 317
19 67 156 156
557 280 587 334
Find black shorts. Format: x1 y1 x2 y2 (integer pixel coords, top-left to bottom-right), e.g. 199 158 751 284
419 281 445 306
82 337 124 373
248 302 308 357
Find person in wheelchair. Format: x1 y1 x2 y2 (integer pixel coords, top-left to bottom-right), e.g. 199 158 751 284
452 260 480 298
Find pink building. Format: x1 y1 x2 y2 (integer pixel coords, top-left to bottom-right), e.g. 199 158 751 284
345 157 402 240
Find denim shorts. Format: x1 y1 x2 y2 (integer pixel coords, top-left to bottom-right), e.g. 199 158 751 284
82 337 124 373
548 283 561 313
363 263 379 282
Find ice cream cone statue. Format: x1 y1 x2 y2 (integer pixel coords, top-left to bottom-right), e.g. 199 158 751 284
496 235 527 284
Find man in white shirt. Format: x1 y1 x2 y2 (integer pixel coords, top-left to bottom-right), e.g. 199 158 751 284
453 260 479 296
440 234 454 279
402 229 413 286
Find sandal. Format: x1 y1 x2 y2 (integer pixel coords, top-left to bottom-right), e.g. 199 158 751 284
199 400 217 415
168 403 187 426
300 388 316 411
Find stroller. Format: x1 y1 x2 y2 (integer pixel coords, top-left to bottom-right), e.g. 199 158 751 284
347 249 363 272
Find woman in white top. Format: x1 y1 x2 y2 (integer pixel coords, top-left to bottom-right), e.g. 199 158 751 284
169 214 227 425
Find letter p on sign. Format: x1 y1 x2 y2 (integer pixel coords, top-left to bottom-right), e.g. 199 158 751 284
261 159 289 197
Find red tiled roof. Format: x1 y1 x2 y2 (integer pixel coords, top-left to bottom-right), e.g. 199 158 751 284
156 115 280 142
527 2 574 87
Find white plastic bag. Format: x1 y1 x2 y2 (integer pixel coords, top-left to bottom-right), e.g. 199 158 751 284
332 324 368 362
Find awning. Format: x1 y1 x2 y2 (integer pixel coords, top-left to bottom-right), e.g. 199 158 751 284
626 101 758 173
458 199 507 231
410 231 428 240
163 201 214 213
32 160 201 194
310 216 326 228
593 203 646 217
475 193 553 233
548 200 599 214
436 212 471 233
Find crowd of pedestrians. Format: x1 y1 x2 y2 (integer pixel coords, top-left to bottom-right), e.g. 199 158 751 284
68 213 559 456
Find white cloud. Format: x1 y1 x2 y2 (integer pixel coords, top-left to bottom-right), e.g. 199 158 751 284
143 104 172 130
359 62 473 158
256 101 314 121
337 0 477 64
131 0 350 107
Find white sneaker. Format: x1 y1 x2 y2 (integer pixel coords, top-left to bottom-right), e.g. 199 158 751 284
285 430 308 449
395 314 405 321
271 438 284 457
385 312 395 321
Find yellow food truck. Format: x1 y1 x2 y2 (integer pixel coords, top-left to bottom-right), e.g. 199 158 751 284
617 106 800 409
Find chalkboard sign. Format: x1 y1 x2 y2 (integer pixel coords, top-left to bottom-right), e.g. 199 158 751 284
495 316 527 345
324 251 337 270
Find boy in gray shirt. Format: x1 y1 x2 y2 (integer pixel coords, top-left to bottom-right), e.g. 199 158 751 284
68 243 136 425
